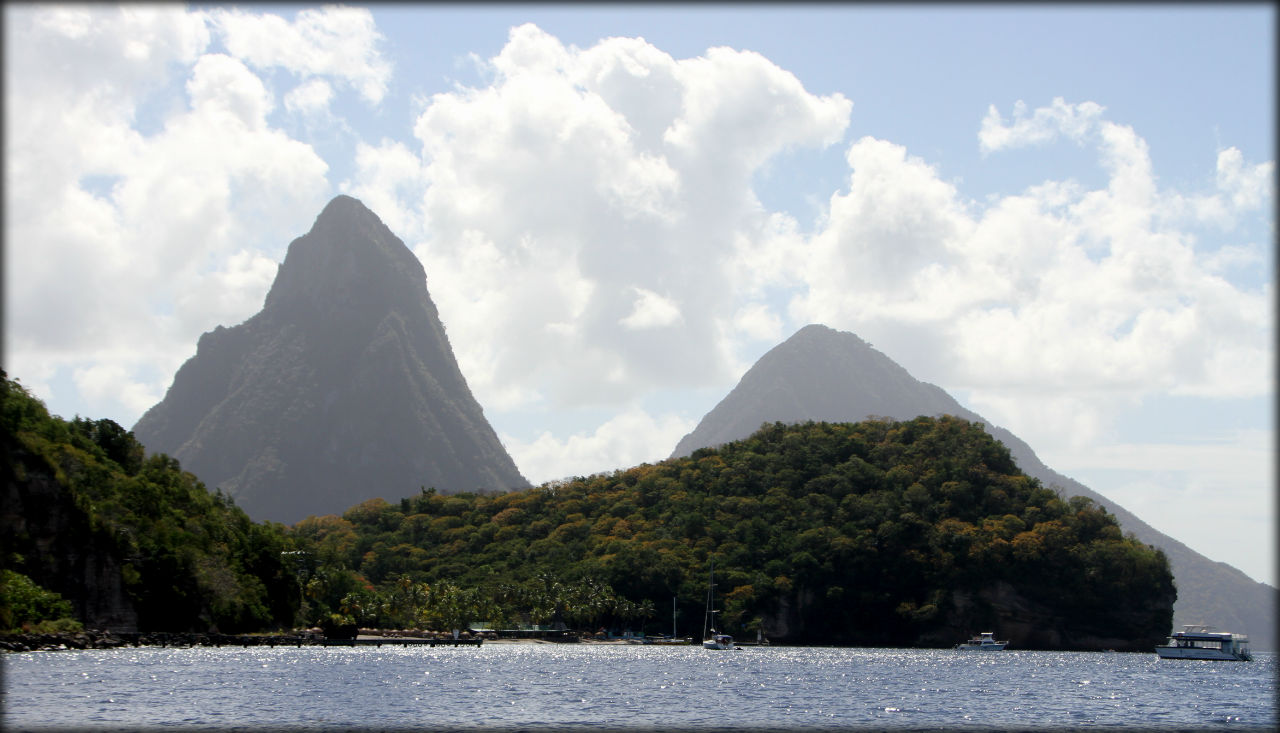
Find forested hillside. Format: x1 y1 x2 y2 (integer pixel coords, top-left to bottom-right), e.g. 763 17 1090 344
4 372 1174 649
295 417 1175 649
2 373 300 633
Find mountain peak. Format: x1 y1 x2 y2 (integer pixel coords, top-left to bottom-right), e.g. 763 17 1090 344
670 324 948 458
133 197 528 523
671 322 1276 651
262 194 425 318
792 323 838 338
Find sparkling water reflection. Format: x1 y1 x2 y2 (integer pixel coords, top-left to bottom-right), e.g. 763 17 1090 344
3 644 1275 729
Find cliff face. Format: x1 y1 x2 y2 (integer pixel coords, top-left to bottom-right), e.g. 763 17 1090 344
674 324 1275 649
133 196 529 524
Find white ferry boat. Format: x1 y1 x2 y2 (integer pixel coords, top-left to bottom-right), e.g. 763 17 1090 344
1156 625 1251 661
955 632 1008 651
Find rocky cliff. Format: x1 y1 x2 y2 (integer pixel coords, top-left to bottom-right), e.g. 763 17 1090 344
133 195 529 523
673 324 1276 649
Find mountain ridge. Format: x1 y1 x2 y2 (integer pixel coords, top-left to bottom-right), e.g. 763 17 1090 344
672 323 1276 649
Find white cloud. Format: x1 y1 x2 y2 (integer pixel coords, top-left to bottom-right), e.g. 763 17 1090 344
1158 147 1275 230
504 407 696 484
332 28 1271 497
3 5 346 423
186 53 274 129
341 139 429 239
731 303 785 343
285 78 335 116
978 97 1106 153
72 362 163 418
209 5 391 105
386 24 850 413
621 287 683 330
779 98 1272 467
1214 147 1274 212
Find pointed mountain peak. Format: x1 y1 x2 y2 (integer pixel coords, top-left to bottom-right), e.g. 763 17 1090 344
133 196 528 523
306 195 402 249
263 194 424 316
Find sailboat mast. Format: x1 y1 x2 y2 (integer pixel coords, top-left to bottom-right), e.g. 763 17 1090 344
704 559 718 637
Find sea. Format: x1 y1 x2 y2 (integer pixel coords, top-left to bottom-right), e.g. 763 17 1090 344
2 644 1275 731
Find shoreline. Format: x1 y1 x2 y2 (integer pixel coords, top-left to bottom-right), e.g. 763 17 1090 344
0 630 678 653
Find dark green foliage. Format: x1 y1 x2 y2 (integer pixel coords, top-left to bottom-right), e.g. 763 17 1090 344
288 416 1174 646
3 369 1173 645
2 372 300 633
0 569 80 631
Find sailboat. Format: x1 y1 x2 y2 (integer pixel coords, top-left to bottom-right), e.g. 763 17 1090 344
648 596 690 645
701 561 735 650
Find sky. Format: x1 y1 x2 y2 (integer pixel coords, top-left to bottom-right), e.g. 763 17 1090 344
3 4 1274 587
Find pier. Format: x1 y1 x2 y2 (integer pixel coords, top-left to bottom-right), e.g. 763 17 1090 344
322 636 483 648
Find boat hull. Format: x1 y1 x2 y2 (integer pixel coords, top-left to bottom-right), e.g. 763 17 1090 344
955 643 1007 651
702 633 735 650
1156 646 1247 661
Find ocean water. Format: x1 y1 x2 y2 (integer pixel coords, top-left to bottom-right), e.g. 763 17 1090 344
2 644 1274 730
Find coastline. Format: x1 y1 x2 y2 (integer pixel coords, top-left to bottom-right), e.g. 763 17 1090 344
0 630 660 652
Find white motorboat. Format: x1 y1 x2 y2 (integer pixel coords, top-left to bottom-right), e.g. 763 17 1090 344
702 632 735 650
1156 625 1251 661
956 632 1008 650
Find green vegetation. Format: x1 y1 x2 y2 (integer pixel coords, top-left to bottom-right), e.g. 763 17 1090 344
2 372 1174 646
0 569 82 633
298 417 1173 645
2 373 299 632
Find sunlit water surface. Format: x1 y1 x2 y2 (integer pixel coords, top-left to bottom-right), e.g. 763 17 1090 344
3 645 1274 730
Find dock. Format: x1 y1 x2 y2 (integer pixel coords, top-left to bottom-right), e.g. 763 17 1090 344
322 636 483 648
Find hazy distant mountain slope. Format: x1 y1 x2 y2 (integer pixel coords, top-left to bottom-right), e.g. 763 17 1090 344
133 195 529 523
672 324 1275 649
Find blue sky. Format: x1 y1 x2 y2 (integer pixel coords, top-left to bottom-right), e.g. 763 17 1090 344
4 4 1274 587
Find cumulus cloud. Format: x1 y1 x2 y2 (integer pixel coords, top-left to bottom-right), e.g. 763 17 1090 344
781 98 1271 459
285 78 335 116
341 139 429 239
330 29 1270 483
503 407 696 484
208 5 391 104
621 287 683 330
392 23 851 415
3 4 388 422
4 9 1271 510
978 97 1106 153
